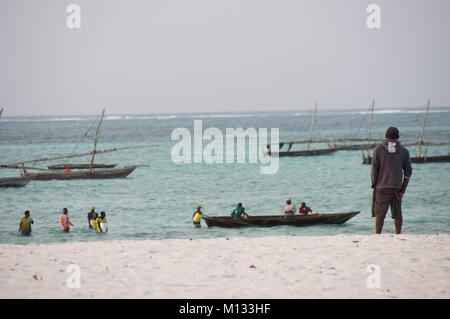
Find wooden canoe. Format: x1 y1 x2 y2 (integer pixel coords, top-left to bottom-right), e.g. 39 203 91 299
335 143 377 151
22 166 137 181
204 211 360 228
362 154 450 164
268 148 338 157
47 163 117 169
0 176 32 188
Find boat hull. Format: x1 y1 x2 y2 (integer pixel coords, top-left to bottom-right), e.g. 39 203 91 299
336 143 377 151
23 166 137 181
0 176 32 188
268 148 338 157
47 163 117 169
362 154 450 164
204 211 360 228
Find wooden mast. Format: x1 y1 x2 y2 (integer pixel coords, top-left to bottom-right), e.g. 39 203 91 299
4 144 158 167
90 109 105 174
368 100 375 144
306 102 318 151
0 107 3 118
418 99 430 157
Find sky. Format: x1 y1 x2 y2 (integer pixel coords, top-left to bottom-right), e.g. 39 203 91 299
1 0 449 116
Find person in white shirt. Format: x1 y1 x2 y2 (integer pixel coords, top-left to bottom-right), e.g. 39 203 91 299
284 198 296 217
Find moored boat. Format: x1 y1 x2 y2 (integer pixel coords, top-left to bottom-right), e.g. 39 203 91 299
47 163 117 169
0 176 32 188
204 211 360 228
22 166 137 181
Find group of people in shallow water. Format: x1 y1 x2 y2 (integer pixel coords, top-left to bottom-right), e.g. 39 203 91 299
18 206 108 235
192 200 313 227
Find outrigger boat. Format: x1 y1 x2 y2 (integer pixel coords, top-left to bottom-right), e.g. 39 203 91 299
204 211 360 228
47 163 117 169
0 176 32 188
362 100 450 164
267 103 338 157
2 109 158 180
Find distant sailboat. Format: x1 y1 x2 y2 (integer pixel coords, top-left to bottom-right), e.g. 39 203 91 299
267 103 338 157
362 99 450 164
0 107 34 188
335 100 379 151
2 109 158 180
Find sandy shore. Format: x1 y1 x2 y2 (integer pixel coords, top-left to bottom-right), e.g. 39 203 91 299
0 234 449 299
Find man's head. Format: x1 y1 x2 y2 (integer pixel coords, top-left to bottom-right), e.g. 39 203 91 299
301 202 306 207
286 199 291 204
90 206 95 211
196 205 201 211
385 127 400 140
100 211 106 218
63 208 68 214
24 210 30 218
237 203 242 207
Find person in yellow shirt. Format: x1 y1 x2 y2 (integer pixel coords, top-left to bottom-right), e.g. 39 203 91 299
95 211 108 233
19 210 34 236
192 206 203 228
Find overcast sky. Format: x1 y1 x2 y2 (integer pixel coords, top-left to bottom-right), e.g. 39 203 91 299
1 0 449 116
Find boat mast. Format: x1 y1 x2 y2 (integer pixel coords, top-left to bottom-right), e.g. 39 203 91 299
0 107 3 118
368 100 375 144
90 109 105 174
418 99 430 157
4 144 158 167
306 102 318 151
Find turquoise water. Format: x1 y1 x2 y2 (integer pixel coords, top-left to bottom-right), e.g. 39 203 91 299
1 108 449 244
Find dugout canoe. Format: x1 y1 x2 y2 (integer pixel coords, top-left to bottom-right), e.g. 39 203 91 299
47 163 117 169
362 153 450 164
0 176 32 188
268 148 338 157
22 166 137 181
203 211 360 228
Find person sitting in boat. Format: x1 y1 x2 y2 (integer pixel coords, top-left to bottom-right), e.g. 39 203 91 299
299 202 312 215
87 206 98 229
192 206 204 228
19 210 34 236
231 203 247 219
60 208 74 232
284 199 296 217
95 211 108 232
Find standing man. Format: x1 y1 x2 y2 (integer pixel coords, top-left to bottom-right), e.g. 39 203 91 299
371 127 412 234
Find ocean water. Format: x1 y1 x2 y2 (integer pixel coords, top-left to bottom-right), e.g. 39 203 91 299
1 108 449 244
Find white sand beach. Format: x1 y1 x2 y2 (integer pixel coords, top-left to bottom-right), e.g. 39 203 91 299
0 234 449 299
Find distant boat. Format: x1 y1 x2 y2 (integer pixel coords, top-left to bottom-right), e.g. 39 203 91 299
3 109 158 180
204 211 360 228
362 99 450 164
334 100 379 151
267 103 338 157
0 176 32 188
22 166 136 181
47 163 117 169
